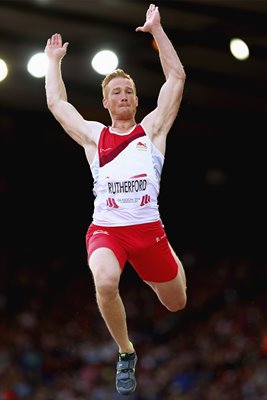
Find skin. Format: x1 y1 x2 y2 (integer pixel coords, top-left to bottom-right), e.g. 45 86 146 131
45 4 187 354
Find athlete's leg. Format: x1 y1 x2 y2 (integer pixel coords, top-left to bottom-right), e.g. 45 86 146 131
89 247 134 354
146 243 187 312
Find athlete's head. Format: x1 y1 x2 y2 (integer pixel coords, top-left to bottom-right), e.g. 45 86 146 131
102 69 138 118
102 69 136 99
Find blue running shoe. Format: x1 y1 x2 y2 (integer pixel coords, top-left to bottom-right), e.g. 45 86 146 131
116 352 137 395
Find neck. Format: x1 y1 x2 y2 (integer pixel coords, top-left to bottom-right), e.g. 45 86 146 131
111 119 136 133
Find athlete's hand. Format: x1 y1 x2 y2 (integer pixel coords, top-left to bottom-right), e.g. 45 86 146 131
45 33 69 61
135 3 161 33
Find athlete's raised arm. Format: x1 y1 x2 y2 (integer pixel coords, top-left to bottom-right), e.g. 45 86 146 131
45 33 103 150
136 4 186 154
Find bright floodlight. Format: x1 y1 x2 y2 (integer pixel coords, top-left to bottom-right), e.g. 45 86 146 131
91 50 118 75
230 38 249 61
27 52 48 78
0 59 8 81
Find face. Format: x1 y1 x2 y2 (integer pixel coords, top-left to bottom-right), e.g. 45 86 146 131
103 77 138 119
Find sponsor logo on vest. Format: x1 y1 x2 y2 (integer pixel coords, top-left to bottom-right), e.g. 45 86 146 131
136 141 147 150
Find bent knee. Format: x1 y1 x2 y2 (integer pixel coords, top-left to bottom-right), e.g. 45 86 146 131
166 294 187 312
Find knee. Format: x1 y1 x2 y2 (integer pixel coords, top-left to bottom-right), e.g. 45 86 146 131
89 252 121 302
95 277 119 302
166 293 187 312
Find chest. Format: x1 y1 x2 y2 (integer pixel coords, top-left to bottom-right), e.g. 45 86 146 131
101 136 153 177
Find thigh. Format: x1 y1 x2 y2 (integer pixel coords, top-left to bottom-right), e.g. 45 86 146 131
146 248 187 311
129 222 179 282
89 247 122 286
86 224 127 272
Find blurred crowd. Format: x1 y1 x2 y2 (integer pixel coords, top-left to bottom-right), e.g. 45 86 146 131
1 249 267 400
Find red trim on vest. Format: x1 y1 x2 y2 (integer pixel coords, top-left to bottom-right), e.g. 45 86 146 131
98 125 146 167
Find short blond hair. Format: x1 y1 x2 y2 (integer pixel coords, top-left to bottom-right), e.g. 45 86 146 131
101 68 136 98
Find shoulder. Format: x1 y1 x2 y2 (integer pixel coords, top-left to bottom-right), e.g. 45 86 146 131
84 120 106 133
83 120 106 144
139 112 167 156
140 109 164 141
139 110 156 139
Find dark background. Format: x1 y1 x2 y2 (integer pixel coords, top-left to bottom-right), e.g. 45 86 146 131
1 2 267 398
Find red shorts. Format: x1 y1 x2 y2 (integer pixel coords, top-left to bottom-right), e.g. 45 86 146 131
85 220 178 283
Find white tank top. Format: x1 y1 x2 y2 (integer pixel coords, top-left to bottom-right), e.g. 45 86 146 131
90 124 164 226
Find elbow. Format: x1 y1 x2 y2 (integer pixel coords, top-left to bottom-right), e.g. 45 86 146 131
46 95 62 113
47 101 53 112
168 67 186 84
181 70 186 81
46 94 55 111
176 67 186 82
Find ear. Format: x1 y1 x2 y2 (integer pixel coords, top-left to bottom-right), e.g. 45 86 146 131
102 98 108 109
136 96 139 107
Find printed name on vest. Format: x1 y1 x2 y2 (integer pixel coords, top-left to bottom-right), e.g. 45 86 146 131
108 179 147 194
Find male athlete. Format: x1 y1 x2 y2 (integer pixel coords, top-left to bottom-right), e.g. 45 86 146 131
45 3 187 396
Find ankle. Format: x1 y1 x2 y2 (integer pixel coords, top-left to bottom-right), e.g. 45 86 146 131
119 341 135 354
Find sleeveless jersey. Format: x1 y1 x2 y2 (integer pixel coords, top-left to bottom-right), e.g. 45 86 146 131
90 124 164 226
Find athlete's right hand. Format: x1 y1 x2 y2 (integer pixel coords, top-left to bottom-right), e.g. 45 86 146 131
45 33 69 61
